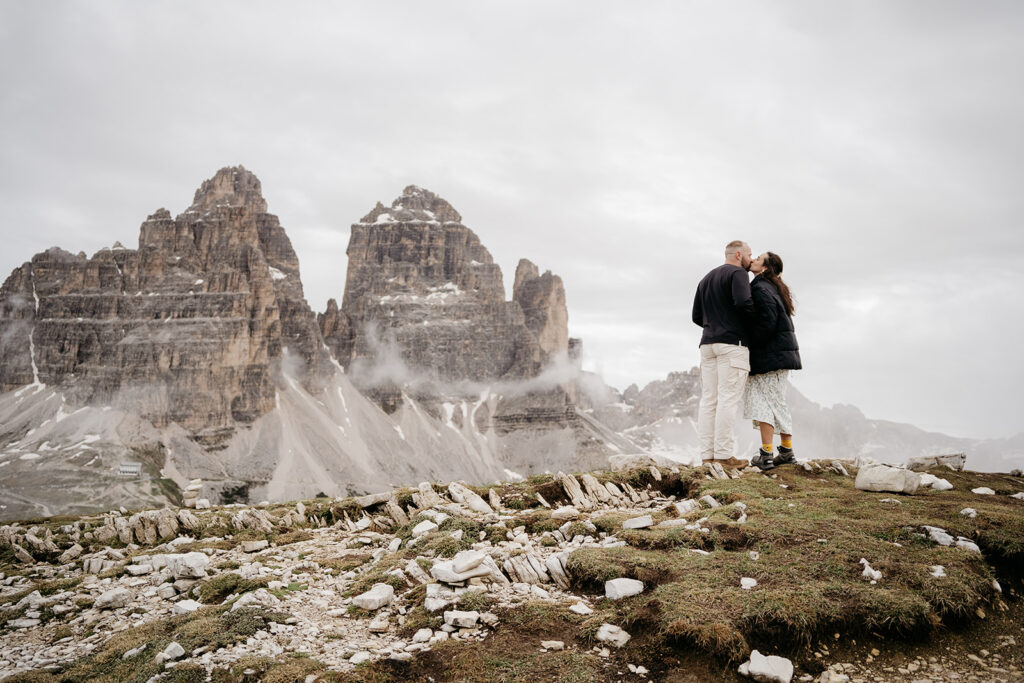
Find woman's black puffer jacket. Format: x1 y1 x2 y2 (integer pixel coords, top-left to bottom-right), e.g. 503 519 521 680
748 275 802 376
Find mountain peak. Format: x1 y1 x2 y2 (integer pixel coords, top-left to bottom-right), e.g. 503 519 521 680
189 165 267 213
359 185 461 224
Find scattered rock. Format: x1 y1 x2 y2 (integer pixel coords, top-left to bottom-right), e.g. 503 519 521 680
622 515 654 530
242 540 269 553
569 601 594 615
551 506 580 521
859 558 882 582
971 487 995 495
353 584 395 611
541 640 565 650
172 599 202 615
606 578 644 600
855 464 920 494
444 610 480 628
95 587 132 610
960 508 978 518
155 641 185 665
740 577 758 590
412 520 438 538
740 649 794 683
596 623 631 648
907 453 966 472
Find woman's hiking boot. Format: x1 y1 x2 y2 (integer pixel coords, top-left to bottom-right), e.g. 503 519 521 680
774 446 796 466
751 449 775 471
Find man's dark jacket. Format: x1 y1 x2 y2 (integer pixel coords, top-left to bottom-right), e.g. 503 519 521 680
747 274 802 376
691 264 754 346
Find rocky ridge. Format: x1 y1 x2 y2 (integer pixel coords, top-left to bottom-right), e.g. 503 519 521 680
588 370 1024 472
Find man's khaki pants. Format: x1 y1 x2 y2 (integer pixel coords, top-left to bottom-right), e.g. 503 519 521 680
697 343 750 461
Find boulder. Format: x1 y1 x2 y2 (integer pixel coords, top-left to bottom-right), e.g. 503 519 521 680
231 588 280 611
424 583 459 612
352 583 395 611
557 472 595 511
443 610 480 628
740 649 794 683
605 578 644 600
415 482 444 509
551 506 579 521
907 453 966 472
172 599 202 615
155 641 185 665
971 487 995 495
622 515 653 530
452 550 486 574
448 482 493 515
855 465 920 494
166 552 210 579
58 543 83 564
412 520 438 538
95 587 132 610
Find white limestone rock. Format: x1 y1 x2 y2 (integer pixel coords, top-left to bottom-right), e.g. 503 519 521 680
551 506 580 520
855 465 920 494
171 599 201 615
231 588 280 611
448 482 493 514
444 610 480 628
353 583 395 611
155 641 185 665
452 550 486 574
412 520 439 538
596 623 631 648
971 487 995 495
569 601 594 615
622 515 654 530
859 558 881 582
605 578 644 600
95 587 132 610
923 525 954 546
166 552 210 579
741 649 794 683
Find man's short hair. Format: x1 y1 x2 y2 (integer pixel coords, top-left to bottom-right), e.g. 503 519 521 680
725 240 747 257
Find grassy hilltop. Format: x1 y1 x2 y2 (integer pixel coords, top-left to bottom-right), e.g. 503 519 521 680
0 462 1021 682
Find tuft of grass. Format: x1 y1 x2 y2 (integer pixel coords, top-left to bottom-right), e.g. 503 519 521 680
4 605 290 683
274 529 313 545
196 573 270 605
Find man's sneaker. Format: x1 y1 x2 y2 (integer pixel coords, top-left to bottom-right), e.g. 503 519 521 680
774 446 796 466
751 449 775 471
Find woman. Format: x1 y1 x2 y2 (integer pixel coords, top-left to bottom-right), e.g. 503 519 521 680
744 252 802 470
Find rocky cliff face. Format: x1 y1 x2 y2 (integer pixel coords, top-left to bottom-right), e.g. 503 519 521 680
320 186 568 389
0 166 330 438
0 172 637 520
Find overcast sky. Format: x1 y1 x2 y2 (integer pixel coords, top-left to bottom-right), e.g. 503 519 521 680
1 1 1022 440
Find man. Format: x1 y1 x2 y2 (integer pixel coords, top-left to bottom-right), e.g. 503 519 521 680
692 240 754 468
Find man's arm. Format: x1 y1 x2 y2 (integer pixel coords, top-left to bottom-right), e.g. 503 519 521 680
692 283 704 327
731 270 754 316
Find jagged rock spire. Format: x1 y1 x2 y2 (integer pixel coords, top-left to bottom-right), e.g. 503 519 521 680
189 166 268 213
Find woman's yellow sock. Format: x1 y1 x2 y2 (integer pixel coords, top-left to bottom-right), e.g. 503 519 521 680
762 444 773 453
781 438 792 449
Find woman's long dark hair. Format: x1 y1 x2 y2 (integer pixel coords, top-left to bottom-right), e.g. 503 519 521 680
761 252 795 316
